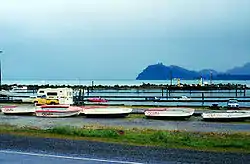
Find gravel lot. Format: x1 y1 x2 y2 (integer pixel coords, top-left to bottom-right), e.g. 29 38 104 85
1 112 250 133
1 104 250 133
1 104 250 163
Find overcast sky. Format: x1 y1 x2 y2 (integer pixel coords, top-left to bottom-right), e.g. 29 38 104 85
0 0 250 80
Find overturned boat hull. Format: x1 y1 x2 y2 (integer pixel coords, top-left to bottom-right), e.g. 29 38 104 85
35 105 81 118
1 105 35 115
202 110 250 122
84 113 130 118
82 107 132 118
145 115 193 120
145 107 195 120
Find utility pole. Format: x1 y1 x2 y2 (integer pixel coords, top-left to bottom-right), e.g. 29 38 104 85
210 71 213 85
0 50 2 90
170 69 173 86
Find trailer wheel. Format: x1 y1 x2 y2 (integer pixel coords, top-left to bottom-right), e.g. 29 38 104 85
50 102 56 105
34 101 38 106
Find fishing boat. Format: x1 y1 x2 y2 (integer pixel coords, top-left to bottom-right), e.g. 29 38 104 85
35 105 81 117
82 106 132 118
145 97 161 101
1 105 36 115
173 96 191 101
144 107 195 120
9 86 28 93
87 97 108 103
202 110 250 121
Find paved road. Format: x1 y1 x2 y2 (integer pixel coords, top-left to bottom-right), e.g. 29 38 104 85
0 150 143 164
0 134 250 164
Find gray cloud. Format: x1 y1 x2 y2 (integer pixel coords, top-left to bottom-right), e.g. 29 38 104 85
0 0 250 79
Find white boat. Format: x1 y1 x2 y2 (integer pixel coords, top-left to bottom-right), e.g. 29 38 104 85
0 90 15 96
202 110 250 121
9 86 28 93
144 107 195 119
35 105 81 118
173 96 191 101
1 105 36 115
145 97 161 101
82 106 132 118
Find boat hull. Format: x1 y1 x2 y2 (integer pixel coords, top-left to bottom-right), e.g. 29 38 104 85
202 111 250 122
85 113 130 118
1 106 35 115
202 117 250 122
35 110 81 118
82 107 132 118
144 107 195 120
145 115 192 120
35 105 81 118
87 98 108 103
3 112 34 116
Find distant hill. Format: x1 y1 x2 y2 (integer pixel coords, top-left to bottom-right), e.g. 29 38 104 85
198 69 218 80
226 62 250 75
213 74 250 80
136 63 199 80
136 63 250 80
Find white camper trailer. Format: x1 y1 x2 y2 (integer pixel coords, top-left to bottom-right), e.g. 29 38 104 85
36 88 74 105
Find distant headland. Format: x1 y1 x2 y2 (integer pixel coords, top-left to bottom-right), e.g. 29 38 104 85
136 63 250 80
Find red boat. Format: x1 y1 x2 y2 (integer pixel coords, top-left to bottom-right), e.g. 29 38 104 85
87 97 108 102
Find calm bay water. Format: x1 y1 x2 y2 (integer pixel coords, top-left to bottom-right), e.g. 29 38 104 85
2 79 250 86
3 79 250 107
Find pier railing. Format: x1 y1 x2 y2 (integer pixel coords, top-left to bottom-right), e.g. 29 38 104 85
73 87 250 106
1 84 250 107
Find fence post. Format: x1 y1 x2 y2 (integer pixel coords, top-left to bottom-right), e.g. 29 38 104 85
80 88 83 105
87 87 90 96
91 81 94 91
244 87 246 97
202 92 204 106
82 88 85 105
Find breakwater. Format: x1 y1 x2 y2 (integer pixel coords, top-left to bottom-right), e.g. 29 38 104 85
1 82 249 90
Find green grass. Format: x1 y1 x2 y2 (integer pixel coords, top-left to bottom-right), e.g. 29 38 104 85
126 114 145 119
1 124 250 153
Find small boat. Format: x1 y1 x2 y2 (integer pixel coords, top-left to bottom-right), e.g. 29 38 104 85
87 97 108 103
0 90 15 96
35 105 82 117
9 86 28 93
145 107 195 120
202 110 250 121
82 106 132 118
145 97 161 101
1 105 35 115
173 96 191 101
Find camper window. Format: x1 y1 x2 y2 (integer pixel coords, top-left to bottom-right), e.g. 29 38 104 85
47 92 57 96
39 91 45 93
67 92 72 96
